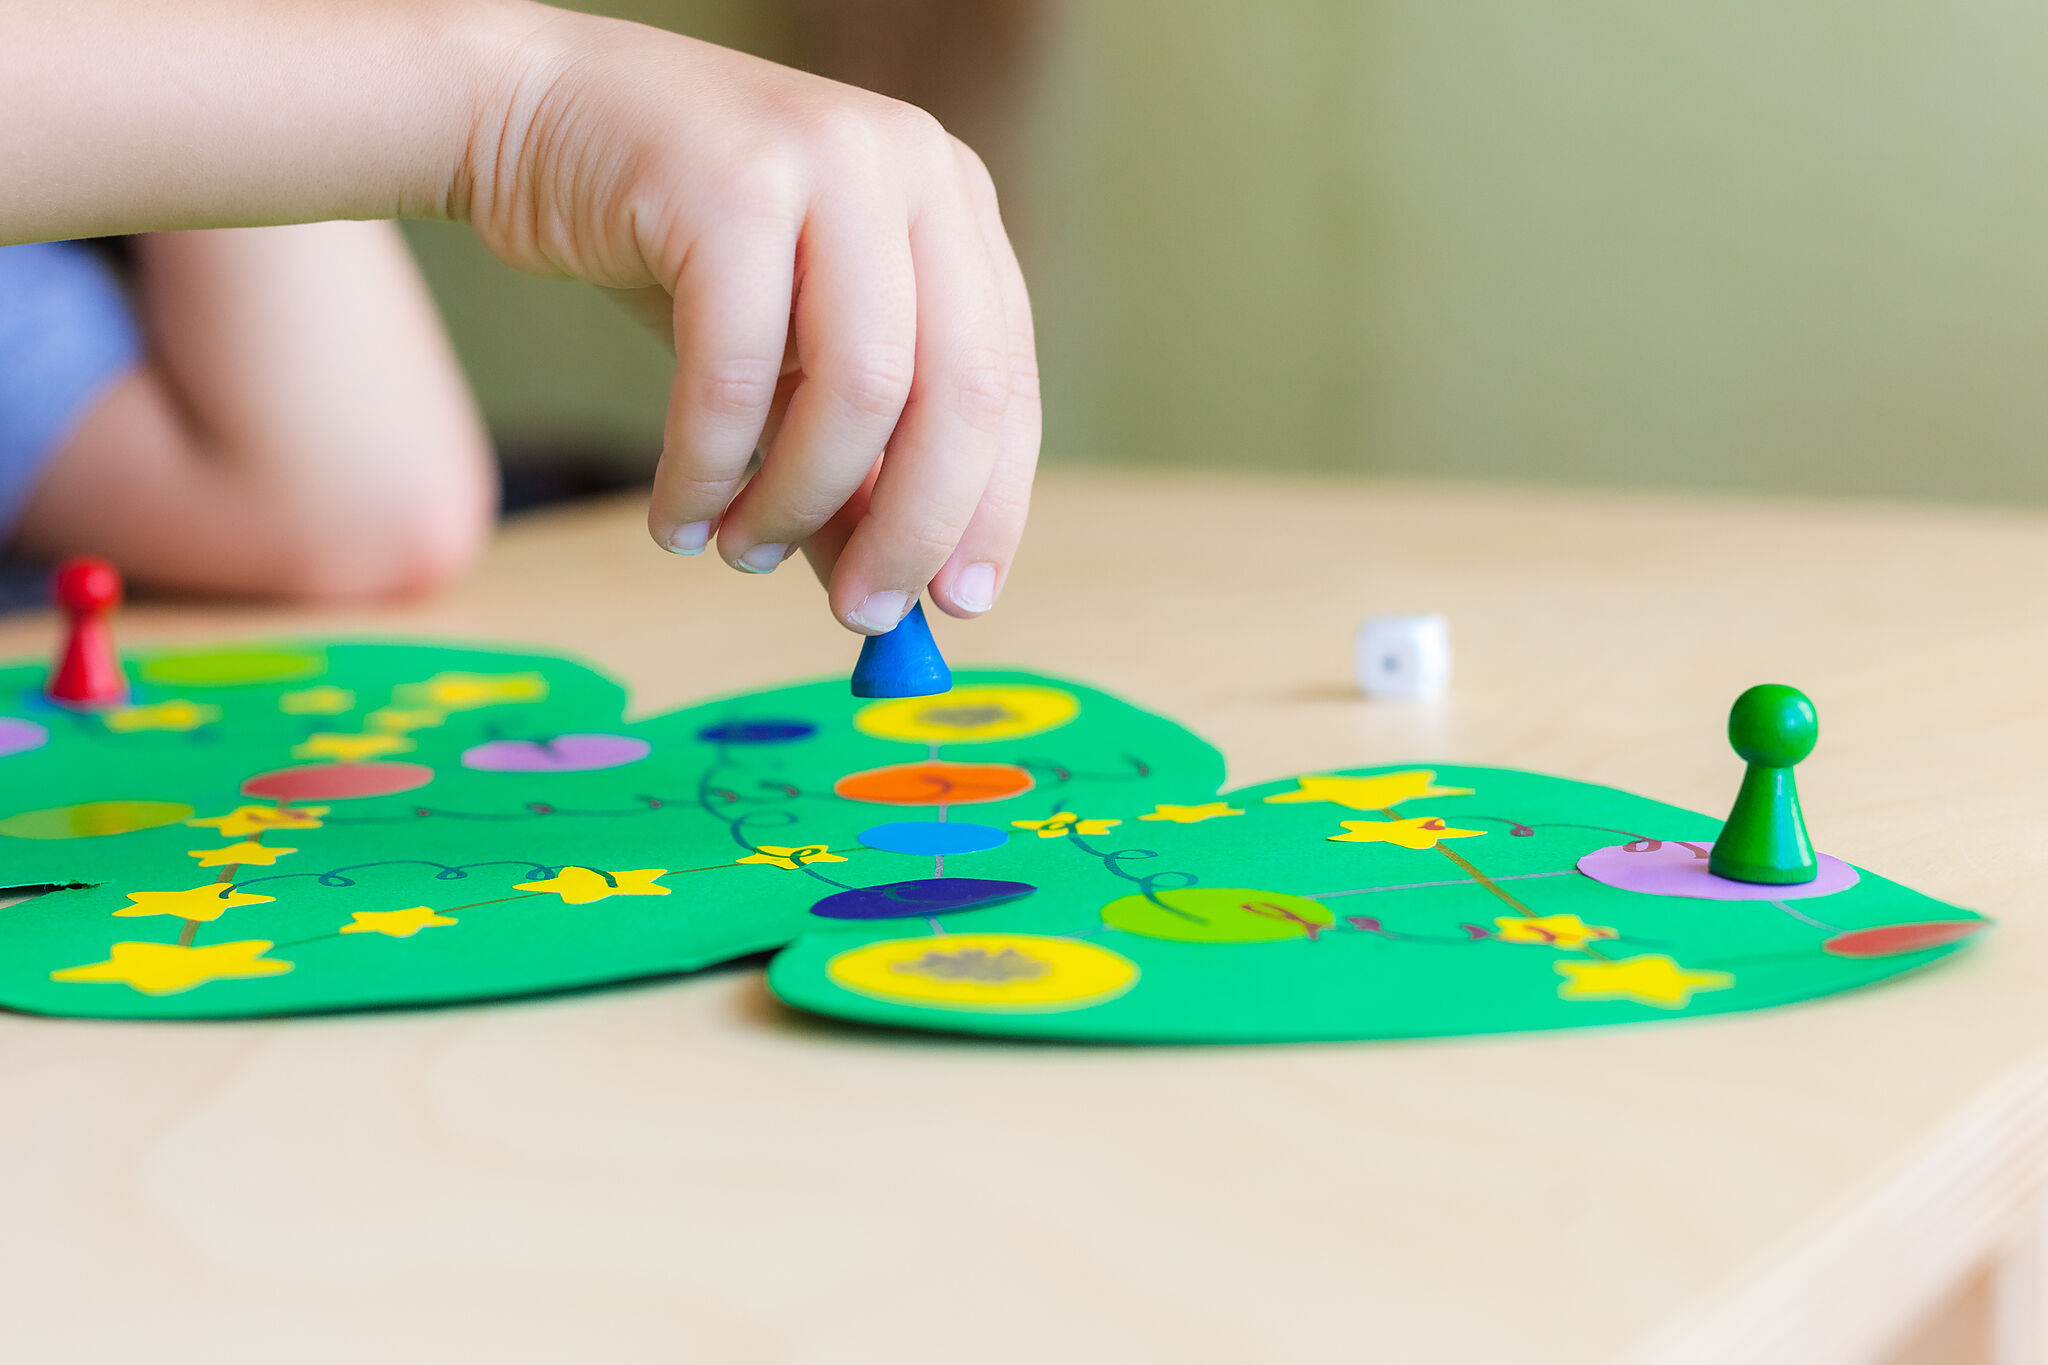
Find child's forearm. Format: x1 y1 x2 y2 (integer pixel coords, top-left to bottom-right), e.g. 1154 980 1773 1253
134 224 496 579
12 222 495 599
0 0 533 244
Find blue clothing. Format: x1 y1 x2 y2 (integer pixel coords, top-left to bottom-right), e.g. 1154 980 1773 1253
0 242 144 542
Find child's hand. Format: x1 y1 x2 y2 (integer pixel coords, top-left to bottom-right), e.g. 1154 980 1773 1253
466 10 1039 634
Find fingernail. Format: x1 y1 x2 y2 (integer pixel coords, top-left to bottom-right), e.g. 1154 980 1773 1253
954 561 998 613
850 589 912 632
663 521 713 556
735 543 790 574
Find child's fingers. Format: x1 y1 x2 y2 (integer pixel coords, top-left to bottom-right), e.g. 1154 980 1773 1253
714 194 917 574
757 364 803 457
646 217 800 556
926 144 1039 619
826 182 1009 634
797 460 877 587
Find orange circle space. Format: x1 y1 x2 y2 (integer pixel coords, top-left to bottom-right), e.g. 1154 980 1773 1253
834 760 1034 807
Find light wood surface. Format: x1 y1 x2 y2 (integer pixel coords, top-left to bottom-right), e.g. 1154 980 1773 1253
3 471 2044 1364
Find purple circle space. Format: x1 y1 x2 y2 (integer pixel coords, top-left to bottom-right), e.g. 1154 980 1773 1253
1577 841 1859 901
0 717 49 757
461 733 651 773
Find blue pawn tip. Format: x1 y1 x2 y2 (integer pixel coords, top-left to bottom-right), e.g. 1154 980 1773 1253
850 601 952 699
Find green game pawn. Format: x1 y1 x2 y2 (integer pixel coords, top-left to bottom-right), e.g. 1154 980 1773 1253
1709 683 1820 885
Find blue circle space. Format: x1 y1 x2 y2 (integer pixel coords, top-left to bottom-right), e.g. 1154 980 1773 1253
809 878 1036 920
696 719 816 745
857 820 1008 856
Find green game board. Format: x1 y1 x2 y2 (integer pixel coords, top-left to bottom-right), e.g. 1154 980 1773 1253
0 639 1988 1039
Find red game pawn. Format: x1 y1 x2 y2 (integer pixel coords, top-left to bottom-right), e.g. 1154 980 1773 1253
47 556 128 708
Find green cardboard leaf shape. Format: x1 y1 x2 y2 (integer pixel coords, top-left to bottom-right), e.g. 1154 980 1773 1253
0 642 1217 1019
770 766 1989 1041
0 640 1987 1039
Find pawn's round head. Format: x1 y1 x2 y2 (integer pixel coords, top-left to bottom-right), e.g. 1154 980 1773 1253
53 556 122 614
1728 683 1817 767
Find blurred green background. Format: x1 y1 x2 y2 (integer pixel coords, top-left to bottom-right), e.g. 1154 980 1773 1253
410 1 2048 504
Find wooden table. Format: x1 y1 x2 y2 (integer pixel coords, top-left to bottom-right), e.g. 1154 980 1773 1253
2 472 2043 1365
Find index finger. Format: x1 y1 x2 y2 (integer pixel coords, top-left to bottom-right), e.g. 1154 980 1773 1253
825 178 1009 634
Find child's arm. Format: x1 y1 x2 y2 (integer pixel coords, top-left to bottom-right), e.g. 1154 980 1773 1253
12 223 495 598
2 0 1038 632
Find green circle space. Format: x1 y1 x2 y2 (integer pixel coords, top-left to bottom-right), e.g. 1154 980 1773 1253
0 801 196 840
1102 887 1335 943
139 648 324 688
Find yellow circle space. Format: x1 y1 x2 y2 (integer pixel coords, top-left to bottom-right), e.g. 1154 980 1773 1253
0 800 196 840
855 685 1080 745
827 933 1138 1012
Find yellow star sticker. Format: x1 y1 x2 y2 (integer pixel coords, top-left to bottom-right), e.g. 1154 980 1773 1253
735 844 849 871
292 731 415 762
1556 955 1735 1010
1328 817 1484 850
366 707 444 734
1139 802 1244 824
113 884 276 922
1010 813 1122 839
1264 771 1474 811
104 699 220 733
1494 914 1617 950
187 805 328 837
186 841 297 868
51 940 293 995
514 866 671 905
279 685 355 715
340 906 457 937
395 671 547 712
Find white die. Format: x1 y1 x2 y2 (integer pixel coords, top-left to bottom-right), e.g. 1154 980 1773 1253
1354 614 1451 701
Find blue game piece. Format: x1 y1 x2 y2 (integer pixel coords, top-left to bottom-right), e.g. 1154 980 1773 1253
850 600 952 699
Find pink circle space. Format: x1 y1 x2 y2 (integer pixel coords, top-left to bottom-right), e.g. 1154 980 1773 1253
1577 840 1860 901
243 761 434 802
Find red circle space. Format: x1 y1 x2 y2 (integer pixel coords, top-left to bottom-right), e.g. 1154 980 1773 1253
1823 921 1987 959
242 761 435 802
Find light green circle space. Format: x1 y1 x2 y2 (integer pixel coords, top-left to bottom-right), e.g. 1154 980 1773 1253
0 800 196 840
139 648 323 688
1102 887 1335 943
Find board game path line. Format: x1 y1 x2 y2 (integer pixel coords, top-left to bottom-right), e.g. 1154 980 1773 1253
219 852 807 907
1306 870 1579 899
1381 806 1614 963
183 838 262 946
264 898 545 951
440 892 539 912
1460 814 1668 847
1433 845 1534 916
260 852 840 951
1377 805 1537 914
202 854 812 951
1770 899 1844 933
